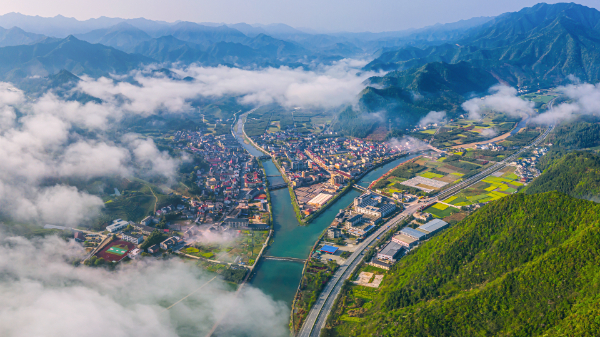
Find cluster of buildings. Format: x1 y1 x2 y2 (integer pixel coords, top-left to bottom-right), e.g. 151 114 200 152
475 143 506 151
254 131 402 182
99 218 188 260
508 146 548 183
330 193 399 239
370 219 449 270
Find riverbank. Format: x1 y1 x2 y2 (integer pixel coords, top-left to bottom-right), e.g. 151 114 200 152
367 155 422 190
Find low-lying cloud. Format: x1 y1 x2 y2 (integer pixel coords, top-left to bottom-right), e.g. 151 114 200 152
462 85 535 120
0 59 375 226
0 85 178 226
387 136 430 153
0 233 289 337
418 110 446 126
533 81 600 124
77 59 376 111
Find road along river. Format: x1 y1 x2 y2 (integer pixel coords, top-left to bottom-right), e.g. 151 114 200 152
232 111 418 320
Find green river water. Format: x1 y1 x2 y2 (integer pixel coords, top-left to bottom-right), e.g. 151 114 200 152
250 156 418 305
231 112 419 310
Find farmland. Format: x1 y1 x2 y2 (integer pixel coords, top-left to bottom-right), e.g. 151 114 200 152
412 112 521 148
372 154 488 196
440 166 523 207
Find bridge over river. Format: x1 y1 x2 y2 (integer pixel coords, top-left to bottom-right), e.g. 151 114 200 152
263 256 306 263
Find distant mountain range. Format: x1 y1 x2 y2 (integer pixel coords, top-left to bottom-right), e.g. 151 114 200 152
353 2 600 137
2 4 600 138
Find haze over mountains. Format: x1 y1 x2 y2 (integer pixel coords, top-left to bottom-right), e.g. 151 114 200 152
2 3 600 137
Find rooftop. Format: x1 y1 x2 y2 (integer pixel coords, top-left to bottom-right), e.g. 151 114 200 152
379 241 403 257
319 245 339 254
401 227 427 240
393 234 418 244
418 219 449 233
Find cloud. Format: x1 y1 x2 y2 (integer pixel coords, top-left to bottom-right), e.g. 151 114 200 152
480 128 498 137
418 110 446 126
0 59 373 226
533 82 600 124
387 136 430 153
462 85 534 120
0 85 178 226
76 59 376 111
0 233 289 337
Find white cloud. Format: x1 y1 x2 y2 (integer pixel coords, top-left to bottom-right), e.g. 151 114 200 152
0 84 178 226
76 59 376 111
462 85 534 120
418 110 446 126
0 234 289 337
533 82 600 124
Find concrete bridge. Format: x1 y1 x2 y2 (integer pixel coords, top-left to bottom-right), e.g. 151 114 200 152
269 183 288 190
352 185 367 192
263 256 306 263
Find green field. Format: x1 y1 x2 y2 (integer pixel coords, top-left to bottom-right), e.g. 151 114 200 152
423 204 459 218
107 246 127 255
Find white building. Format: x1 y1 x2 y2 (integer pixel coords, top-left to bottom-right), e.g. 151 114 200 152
128 248 141 259
106 219 129 233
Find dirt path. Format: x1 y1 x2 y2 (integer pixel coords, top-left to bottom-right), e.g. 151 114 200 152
147 184 158 213
451 130 515 149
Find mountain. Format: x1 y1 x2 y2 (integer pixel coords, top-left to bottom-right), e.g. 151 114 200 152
349 2 600 138
0 26 49 47
132 35 204 63
0 12 173 38
153 22 248 47
0 12 124 37
326 191 600 336
75 22 152 52
0 35 151 82
244 33 307 58
354 61 498 133
366 3 600 87
523 151 600 200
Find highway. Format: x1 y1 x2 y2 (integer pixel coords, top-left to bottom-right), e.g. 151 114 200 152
298 122 554 337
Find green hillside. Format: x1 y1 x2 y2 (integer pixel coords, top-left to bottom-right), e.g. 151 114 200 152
327 191 600 336
366 3 600 88
358 61 498 129
0 35 151 82
354 3 600 137
523 152 600 200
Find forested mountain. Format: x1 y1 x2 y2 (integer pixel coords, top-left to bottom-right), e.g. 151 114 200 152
327 191 600 336
366 3 600 87
524 152 600 200
355 3 600 137
0 26 49 47
348 61 499 135
0 35 151 81
75 22 152 52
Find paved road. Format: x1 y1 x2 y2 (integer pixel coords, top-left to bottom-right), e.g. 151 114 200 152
297 202 421 337
298 122 554 337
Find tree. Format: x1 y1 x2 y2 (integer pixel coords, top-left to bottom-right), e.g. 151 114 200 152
140 230 167 250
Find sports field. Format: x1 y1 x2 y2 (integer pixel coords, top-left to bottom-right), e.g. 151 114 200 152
107 246 128 255
96 240 135 262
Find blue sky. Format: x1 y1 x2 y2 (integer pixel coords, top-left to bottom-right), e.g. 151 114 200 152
1 0 599 32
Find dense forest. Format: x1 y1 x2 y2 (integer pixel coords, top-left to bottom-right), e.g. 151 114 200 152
523 152 600 200
327 191 600 336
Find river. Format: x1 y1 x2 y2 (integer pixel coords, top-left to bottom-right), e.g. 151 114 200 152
232 113 416 315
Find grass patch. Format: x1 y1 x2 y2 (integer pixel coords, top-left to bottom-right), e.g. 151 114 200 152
431 203 449 210
420 171 444 179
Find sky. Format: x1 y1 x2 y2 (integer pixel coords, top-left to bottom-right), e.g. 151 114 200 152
0 0 599 32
